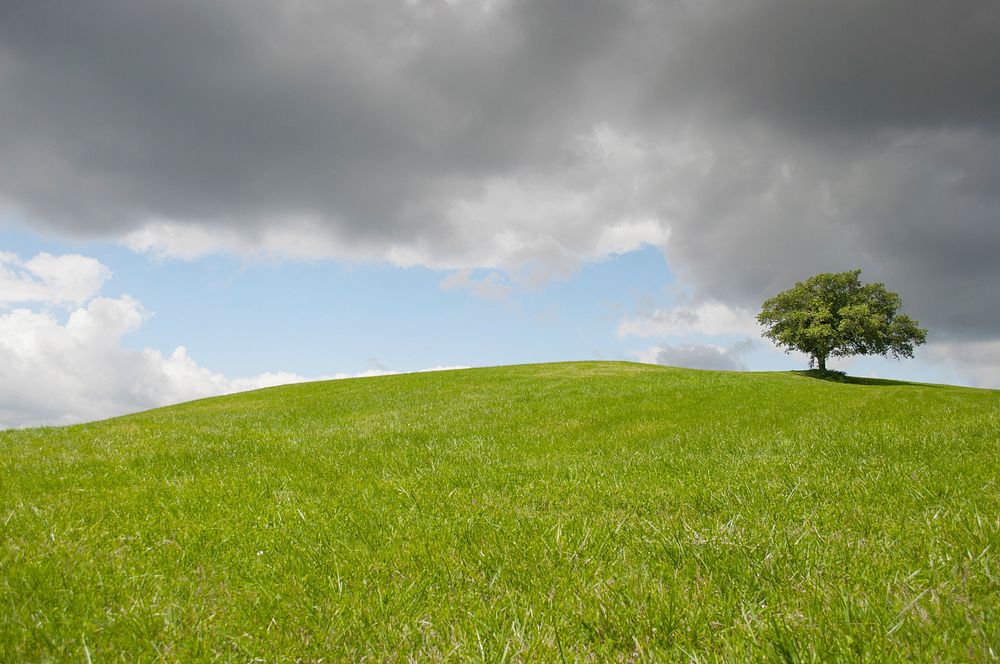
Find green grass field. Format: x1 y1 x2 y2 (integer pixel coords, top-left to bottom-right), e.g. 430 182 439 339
2 362 998 661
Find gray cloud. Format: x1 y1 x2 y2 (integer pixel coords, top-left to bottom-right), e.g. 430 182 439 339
657 127 1000 340
655 0 1000 135
0 0 655 260
651 343 748 372
923 339 1000 389
2 0 999 346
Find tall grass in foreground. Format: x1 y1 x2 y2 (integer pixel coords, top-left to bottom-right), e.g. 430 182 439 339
1 362 998 661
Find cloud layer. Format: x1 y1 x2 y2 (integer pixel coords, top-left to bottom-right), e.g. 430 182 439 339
2 1 999 380
0 0 677 274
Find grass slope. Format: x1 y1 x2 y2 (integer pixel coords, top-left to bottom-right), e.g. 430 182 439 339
1 362 998 661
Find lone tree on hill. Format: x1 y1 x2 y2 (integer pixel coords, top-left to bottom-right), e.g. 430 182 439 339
757 270 927 372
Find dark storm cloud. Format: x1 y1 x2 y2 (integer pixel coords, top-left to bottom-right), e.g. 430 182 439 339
0 0 648 242
657 127 1000 339
1 0 999 340
656 0 1000 134
0 1 465 233
640 0 1000 341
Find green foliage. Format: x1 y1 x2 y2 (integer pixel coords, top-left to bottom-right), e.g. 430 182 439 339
1 362 998 661
757 270 927 370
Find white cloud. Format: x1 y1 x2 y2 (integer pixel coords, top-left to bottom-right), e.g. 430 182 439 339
122 222 246 261
0 251 111 305
922 340 1000 389
0 252 470 428
122 216 361 263
0 295 469 428
0 297 296 427
617 300 760 339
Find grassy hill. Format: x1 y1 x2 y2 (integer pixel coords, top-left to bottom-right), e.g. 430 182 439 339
1 361 998 661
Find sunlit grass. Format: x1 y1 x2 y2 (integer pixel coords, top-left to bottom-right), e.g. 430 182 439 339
1 361 998 661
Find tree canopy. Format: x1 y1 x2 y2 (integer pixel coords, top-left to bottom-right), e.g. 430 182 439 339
757 270 927 371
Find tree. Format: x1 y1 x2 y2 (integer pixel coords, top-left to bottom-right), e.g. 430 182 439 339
757 270 927 372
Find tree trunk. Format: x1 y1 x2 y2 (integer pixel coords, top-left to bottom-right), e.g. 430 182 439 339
816 354 827 371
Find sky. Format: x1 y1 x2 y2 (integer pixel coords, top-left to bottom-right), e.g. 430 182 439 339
2 0 999 427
